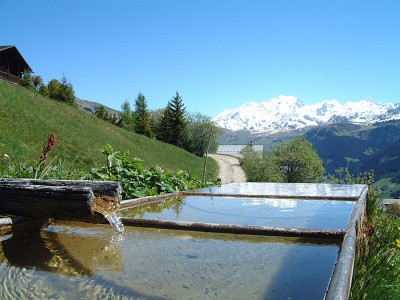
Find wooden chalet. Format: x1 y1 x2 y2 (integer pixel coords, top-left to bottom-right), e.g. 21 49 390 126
0 45 32 84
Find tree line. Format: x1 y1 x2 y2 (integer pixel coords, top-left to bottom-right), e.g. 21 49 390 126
20 70 76 106
102 91 221 157
19 70 220 157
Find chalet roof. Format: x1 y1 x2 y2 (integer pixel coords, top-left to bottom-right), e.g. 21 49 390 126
0 45 32 72
0 46 15 51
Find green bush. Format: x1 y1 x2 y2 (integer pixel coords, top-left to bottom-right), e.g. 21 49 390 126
83 145 216 199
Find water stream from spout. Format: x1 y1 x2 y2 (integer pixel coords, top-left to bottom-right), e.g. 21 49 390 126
105 213 125 234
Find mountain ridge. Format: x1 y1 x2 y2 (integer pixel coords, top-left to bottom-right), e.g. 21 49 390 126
75 97 119 115
213 95 400 134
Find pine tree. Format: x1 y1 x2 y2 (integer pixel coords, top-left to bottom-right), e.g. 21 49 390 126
134 93 153 138
158 105 173 143
119 100 135 131
59 75 76 106
168 92 187 147
20 70 34 89
157 92 188 147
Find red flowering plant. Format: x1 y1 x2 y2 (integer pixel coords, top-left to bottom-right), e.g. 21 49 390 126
33 132 58 179
40 132 56 163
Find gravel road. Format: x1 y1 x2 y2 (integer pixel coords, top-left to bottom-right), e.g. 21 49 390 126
208 154 247 184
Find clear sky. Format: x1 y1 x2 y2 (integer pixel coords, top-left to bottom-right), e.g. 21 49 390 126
2 0 399 118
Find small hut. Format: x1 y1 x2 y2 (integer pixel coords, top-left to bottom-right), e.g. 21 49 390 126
0 45 32 84
216 144 263 158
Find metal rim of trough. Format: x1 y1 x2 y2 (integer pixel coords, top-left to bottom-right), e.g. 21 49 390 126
324 186 368 299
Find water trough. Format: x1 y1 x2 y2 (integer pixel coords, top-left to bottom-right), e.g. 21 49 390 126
0 181 367 299
119 182 368 299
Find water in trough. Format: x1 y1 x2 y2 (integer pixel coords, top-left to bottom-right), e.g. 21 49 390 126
0 182 367 299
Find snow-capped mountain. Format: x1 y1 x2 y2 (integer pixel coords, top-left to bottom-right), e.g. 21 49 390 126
213 95 400 134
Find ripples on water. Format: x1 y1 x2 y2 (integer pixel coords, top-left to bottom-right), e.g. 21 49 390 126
0 222 129 300
0 223 341 300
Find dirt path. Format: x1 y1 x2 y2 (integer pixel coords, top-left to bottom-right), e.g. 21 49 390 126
208 154 247 184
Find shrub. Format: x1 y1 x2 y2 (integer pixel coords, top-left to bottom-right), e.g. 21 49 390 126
82 144 216 199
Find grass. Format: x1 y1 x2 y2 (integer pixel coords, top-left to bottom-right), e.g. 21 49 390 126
350 196 400 299
376 177 400 199
324 169 400 298
0 79 218 179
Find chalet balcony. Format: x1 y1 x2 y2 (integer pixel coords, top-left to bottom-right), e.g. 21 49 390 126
0 70 21 84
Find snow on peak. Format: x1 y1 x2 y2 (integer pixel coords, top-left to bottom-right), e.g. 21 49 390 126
213 96 400 134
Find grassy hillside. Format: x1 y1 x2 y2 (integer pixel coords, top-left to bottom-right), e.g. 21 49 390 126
305 121 400 175
305 122 400 198
0 79 218 179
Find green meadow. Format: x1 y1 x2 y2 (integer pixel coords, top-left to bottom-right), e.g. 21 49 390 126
0 79 218 180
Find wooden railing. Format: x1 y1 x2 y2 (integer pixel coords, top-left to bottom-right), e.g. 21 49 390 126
0 71 21 84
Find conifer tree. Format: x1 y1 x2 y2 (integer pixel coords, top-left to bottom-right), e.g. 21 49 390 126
134 93 153 138
148 109 160 137
168 92 187 147
157 92 188 147
119 100 135 131
158 105 173 143
94 105 121 126
59 75 76 106
20 70 34 89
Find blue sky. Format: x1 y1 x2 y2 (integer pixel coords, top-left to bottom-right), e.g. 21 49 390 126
2 0 399 118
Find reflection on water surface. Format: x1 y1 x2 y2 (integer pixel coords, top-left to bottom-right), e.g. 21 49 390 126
120 195 356 230
0 221 339 299
0 182 365 299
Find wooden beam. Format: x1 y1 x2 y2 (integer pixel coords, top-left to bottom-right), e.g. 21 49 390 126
0 179 122 221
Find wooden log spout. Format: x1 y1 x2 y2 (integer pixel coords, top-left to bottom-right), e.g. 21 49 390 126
0 179 122 221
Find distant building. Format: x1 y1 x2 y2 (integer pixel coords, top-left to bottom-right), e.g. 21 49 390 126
216 144 263 158
0 45 32 84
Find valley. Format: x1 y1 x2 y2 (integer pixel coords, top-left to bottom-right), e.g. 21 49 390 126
217 120 400 198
